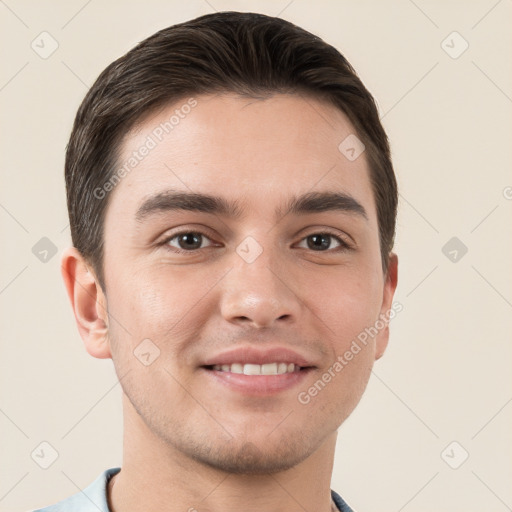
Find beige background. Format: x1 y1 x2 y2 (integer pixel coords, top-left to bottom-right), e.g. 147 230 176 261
1 1 511 511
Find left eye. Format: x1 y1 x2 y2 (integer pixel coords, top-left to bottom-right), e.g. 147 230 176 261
295 233 348 251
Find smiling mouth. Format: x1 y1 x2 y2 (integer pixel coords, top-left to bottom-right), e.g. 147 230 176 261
203 362 310 375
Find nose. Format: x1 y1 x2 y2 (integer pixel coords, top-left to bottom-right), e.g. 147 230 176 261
219 247 302 329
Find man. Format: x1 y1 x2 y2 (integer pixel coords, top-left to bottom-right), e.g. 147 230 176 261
35 11 398 512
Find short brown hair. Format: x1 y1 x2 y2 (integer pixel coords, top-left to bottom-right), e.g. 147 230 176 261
65 11 397 290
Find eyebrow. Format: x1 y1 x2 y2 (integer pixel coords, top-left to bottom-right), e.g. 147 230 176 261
135 189 368 223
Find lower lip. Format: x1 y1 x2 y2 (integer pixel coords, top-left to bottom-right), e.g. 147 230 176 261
200 367 313 396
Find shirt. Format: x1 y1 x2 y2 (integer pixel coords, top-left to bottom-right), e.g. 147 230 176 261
31 467 354 512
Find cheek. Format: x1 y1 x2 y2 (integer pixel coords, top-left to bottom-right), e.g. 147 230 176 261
107 260 180 327
310 266 383 350
110 279 167 331
105 266 219 362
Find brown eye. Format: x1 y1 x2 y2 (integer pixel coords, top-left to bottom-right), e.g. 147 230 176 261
166 231 213 252
297 233 350 252
307 234 332 250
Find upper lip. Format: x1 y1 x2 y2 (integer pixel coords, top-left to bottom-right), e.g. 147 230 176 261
201 346 317 368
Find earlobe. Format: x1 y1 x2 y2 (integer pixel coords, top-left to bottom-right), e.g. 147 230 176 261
375 252 398 360
60 247 112 359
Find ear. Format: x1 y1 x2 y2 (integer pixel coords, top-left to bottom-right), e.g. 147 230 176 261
375 252 398 360
61 247 111 359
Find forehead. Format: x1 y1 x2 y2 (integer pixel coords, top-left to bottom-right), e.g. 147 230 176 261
109 93 376 222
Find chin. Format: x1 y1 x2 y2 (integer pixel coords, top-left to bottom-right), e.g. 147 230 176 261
188 434 315 475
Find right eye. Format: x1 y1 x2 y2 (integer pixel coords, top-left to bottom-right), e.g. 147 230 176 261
162 231 216 253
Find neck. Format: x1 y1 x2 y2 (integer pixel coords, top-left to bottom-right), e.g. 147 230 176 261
109 395 338 512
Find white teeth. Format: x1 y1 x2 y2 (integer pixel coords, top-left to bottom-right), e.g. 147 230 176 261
230 363 244 374
277 363 288 374
211 363 300 375
243 364 261 375
261 363 278 375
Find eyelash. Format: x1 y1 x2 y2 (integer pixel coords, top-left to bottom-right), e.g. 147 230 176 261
159 229 352 254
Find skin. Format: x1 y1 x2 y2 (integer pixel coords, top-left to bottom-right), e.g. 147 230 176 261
62 93 398 512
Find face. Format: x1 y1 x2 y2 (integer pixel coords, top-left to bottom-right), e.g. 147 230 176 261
99 93 397 474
